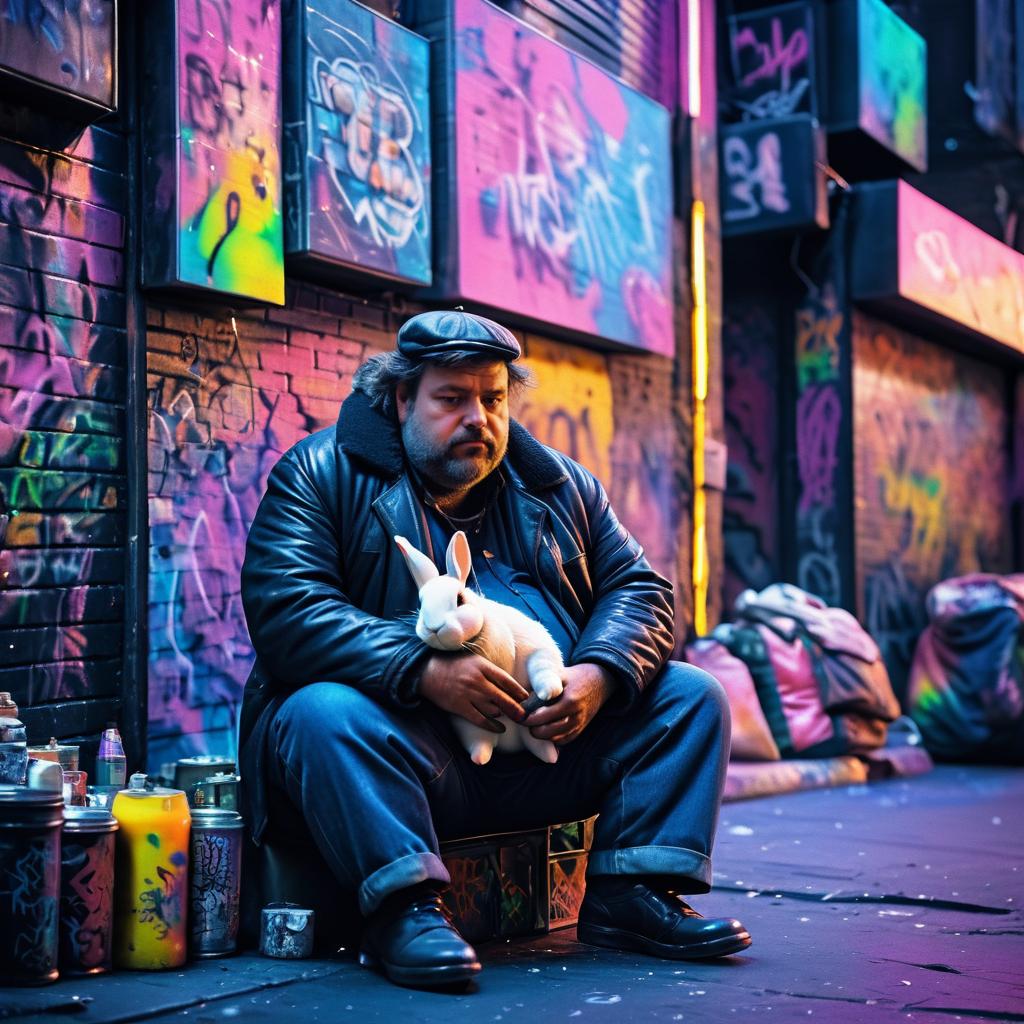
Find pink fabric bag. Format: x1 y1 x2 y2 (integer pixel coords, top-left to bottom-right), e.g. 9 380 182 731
685 637 780 760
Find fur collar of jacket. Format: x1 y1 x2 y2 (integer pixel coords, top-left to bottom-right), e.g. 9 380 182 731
335 388 569 492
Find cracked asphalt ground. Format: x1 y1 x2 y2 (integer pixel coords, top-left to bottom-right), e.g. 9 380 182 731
5 765 1022 1024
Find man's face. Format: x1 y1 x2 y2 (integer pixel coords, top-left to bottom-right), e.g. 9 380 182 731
397 361 510 494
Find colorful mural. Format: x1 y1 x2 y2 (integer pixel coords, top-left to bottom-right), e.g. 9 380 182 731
853 312 1011 695
285 0 431 284
443 0 673 355
145 305 385 768
723 301 779 609
794 283 845 608
856 0 926 171
146 0 284 303
0 127 126 735
721 115 827 235
896 181 1024 355
0 0 116 111
726 2 817 121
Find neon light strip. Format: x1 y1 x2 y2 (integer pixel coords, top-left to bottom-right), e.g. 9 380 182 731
691 199 709 635
687 0 702 118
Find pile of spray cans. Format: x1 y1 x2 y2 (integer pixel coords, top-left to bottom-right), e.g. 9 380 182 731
0 706 248 984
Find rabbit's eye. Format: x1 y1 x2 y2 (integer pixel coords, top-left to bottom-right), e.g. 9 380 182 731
456 592 466 606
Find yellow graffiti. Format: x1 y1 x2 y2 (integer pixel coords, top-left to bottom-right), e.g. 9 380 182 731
517 337 612 483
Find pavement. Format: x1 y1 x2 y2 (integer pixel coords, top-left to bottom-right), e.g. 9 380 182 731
5 765 1023 1024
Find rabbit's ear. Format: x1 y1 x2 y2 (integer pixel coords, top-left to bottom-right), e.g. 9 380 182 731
446 531 472 585
394 535 439 590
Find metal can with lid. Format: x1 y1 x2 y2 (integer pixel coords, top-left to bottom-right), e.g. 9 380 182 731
0 714 28 785
189 806 244 957
190 772 240 810
174 755 235 794
0 785 63 984
60 807 118 975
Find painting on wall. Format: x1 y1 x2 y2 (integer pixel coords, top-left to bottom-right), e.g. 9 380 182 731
0 0 117 116
427 0 674 356
827 0 926 173
284 0 431 285
721 114 828 235
726 2 818 121
142 0 285 304
852 180 1024 357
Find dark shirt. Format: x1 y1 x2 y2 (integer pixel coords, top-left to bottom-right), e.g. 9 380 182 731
421 477 575 660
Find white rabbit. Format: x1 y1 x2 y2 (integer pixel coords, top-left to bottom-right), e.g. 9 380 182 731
394 531 565 766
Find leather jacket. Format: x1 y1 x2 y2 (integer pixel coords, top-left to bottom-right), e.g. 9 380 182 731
238 389 674 841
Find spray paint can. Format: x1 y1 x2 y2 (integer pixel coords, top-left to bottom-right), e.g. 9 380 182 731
260 903 315 959
0 785 63 984
189 807 244 957
111 774 191 969
94 724 126 788
59 808 118 975
0 713 28 785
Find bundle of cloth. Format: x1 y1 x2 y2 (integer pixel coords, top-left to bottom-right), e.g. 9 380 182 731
686 583 900 760
907 573 1024 764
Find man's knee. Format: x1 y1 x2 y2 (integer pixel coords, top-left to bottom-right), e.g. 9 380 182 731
654 660 731 730
274 682 387 753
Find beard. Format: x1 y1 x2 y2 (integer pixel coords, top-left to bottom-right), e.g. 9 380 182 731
401 414 507 495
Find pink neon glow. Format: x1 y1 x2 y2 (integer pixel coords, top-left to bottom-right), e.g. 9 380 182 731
898 181 1024 353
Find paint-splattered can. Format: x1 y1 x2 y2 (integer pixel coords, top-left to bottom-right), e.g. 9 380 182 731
189 807 244 958
59 808 118 976
111 774 191 970
260 903 315 959
0 785 63 985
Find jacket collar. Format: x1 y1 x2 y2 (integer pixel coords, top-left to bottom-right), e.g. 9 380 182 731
336 388 568 491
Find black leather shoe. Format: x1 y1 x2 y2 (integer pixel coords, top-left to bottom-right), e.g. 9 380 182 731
577 878 751 960
359 885 482 988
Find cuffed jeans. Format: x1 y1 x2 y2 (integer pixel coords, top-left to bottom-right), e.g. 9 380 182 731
264 661 730 917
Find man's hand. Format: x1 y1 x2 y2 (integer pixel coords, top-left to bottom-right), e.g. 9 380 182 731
419 652 530 732
523 662 617 746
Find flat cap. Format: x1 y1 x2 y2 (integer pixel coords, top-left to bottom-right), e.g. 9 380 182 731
397 309 521 362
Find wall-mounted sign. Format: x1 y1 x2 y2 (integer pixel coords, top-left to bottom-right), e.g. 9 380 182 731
424 0 674 357
726 2 817 121
284 0 431 286
721 115 828 235
852 180 1024 356
142 0 285 304
0 0 117 117
827 0 927 173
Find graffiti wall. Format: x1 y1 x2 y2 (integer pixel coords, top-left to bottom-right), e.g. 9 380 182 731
284 0 431 284
856 0 926 171
517 339 685 610
853 312 1012 696
145 299 391 768
0 123 127 742
144 0 284 304
896 181 1024 356
438 0 673 356
721 115 827 235
0 0 116 112
726 2 817 121
722 300 780 610
794 283 847 608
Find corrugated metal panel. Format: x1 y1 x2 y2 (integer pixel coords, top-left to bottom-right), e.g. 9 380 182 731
489 0 677 107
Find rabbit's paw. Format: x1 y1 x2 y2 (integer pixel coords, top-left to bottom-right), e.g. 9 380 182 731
531 670 563 702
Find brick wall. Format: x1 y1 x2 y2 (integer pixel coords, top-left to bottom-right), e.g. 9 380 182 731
145 289 689 768
0 119 128 759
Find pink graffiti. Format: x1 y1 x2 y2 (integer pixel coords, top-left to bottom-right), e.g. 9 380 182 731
733 19 809 90
797 383 841 513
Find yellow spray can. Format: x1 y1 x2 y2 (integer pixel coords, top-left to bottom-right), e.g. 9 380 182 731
111 773 191 969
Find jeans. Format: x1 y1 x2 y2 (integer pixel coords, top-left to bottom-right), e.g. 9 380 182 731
264 661 730 916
